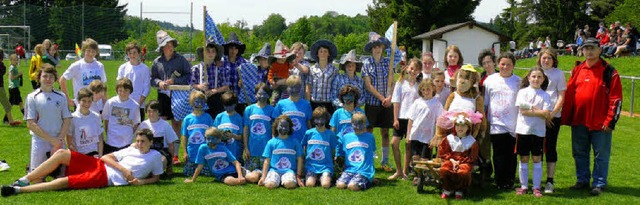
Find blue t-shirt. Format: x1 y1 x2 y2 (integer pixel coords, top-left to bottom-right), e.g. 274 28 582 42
272 98 312 144
181 113 214 163
214 111 243 160
262 136 303 174
338 132 376 181
195 144 238 178
302 128 337 174
244 104 274 157
329 107 367 137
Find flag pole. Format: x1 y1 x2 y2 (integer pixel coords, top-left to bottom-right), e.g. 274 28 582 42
386 20 397 97
202 6 208 86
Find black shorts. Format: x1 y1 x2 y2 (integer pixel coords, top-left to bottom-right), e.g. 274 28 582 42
365 105 393 128
8 87 22 105
516 134 544 156
152 147 172 167
393 119 409 137
409 140 431 159
157 92 174 120
206 92 224 118
217 172 239 182
103 143 129 155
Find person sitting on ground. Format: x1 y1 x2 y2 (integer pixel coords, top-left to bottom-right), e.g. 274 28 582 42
184 127 246 186
1 129 163 197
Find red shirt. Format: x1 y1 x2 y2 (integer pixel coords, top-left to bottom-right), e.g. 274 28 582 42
562 59 623 131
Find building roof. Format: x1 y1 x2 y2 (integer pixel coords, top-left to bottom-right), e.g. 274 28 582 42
412 21 510 41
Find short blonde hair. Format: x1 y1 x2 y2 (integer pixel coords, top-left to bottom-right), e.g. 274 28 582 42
205 127 222 138
352 112 366 124
88 80 107 93
189 90 206 107
34 44 44 56
9 54 18 62
286 75 302 87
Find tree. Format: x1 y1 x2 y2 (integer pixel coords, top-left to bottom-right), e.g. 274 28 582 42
367 0 480 57
606 0 640 27
253 13 287 39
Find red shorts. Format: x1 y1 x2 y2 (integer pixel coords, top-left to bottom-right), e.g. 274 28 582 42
66 151 109 189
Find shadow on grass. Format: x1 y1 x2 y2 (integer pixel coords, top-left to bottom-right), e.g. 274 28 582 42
548 185 640 198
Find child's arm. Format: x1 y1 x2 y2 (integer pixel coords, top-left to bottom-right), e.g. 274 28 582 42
258 158 270 186
184 164 204 183
65 133 75 151
520 107 550 119
27 120 63 151
58 77 74 107
233 161 245 180
393 102 400 129
243 126 250 160
406 119 413 141
98 132 104 157
305 84 312 100
104 120 109 137
102 153 134 181
181 135 188 162
168 141 175 158
296 156 305 187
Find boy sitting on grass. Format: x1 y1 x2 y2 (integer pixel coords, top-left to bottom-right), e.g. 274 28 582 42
336 112 376 191
184 127 246 185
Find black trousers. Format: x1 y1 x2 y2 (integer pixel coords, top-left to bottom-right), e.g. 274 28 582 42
491 133 517 187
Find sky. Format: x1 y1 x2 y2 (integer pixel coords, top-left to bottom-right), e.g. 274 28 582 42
119 0 509 30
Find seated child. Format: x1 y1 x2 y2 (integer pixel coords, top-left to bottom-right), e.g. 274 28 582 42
267 40 296 105
258 115 304 189
181 91 215 176
184 127 246 186
336 112 376 191
243 83 274 183
137 100 179 175
213 91 244 162
67 88 104 157
302 107 337 188
437 111 482 199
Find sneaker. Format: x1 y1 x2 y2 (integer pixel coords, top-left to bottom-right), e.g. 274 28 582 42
9 121 22 127
11 180 28 187
570 182 589 190
590 187 604 196
440 193 449 199
544 182 554 193
1 185 16 197
533 188 543 197
172 156 181 165
0 162 9 171
515 187 528 195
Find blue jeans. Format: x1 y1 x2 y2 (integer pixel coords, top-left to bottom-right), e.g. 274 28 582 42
571 125 612 188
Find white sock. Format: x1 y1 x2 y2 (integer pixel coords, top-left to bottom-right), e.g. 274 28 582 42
533 162 543 189
381 147 389 164
14 186 21 193
519 162 529 188
18 176 29 184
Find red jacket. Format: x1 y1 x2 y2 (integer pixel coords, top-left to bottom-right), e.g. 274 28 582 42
562 58 622 131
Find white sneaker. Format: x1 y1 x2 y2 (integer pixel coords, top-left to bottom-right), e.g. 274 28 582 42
0 162 9 171
544 182 554 193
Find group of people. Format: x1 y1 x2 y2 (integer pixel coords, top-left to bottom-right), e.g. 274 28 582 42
0 29 622 200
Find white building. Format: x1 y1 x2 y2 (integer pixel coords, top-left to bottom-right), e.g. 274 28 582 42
412 21 510 68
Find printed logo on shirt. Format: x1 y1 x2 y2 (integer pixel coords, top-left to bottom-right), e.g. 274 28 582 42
273 148 296 155
218 123 240 131
250 114 271 121
308 140 329 146
111 106 133 126
283 111 305 118
82 70 103 86
309 148 325 161
187 124 209 130
348 149 364 163
291 118 301 131
275 157 292 170
346 142 369 149
189 131 205 144
77 126 97 146
251 122 267 135
213 159 230 171
339 119 351 124
205 151 227 160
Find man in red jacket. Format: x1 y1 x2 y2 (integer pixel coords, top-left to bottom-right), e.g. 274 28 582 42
561 38 622 196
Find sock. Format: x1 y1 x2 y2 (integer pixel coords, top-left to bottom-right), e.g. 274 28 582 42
14 186 21 193
547 177 554 184
519 162 529 188
533 162 542 189
381 147 389 164
18 176 29 184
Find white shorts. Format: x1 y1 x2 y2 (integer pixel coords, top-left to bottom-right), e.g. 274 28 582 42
265 170 296 186
30 136 53 172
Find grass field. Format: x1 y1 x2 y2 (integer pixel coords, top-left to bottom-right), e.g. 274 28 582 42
1 58 639 204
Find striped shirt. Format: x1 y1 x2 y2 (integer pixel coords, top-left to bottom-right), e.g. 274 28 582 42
290 60 311 99
361 57 392 106
306 63 338 102
331 74 365 107
190 62 230 89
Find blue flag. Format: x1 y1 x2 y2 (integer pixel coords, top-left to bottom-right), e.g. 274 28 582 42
205 11 225 45
171 90 209 121
385 23 403 67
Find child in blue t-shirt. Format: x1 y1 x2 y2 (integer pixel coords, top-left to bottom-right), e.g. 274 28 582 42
330 85 366 137
213 91 244 162
302 107 337 188
272 75 312 144
181 91 215 176
258 115 304 189
243 83 274 183
336 112 376 191
184 127 246 185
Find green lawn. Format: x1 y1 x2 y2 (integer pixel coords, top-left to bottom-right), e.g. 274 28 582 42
1 59 640 204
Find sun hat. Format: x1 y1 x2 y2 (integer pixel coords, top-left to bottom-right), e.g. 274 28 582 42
310 39 338 62
339 49 363 72
269 40 296 64
364 32 390 53
156 30 178 52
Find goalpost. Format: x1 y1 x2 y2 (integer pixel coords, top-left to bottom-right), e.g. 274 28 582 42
0 26 31 56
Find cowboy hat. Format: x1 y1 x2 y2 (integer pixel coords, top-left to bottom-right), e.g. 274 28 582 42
223 32 246 56
269 40 296 64
155 30 178 52
364 32 390 53
310 39 338 63
339 49 363 72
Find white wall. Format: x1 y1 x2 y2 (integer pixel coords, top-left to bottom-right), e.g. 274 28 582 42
441 25 500 66
432 40 447 69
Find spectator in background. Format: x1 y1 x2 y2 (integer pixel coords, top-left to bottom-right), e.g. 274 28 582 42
14 43 25 65
583 24 591 38
544 36 552 49
613 24 637 57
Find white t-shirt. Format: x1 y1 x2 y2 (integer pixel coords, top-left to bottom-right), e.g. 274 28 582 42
102 96 141 147
408 98 444 143
391 80 419 119
117 62 151 108
90 99 104 114
69 110 103 154
62 59 107 100
105 147 163 186
25 89 73 142
448 92 476 112
515 87 553 137
137 119 179 148
484 73 521 136
543 67 567 118
434 87 451 107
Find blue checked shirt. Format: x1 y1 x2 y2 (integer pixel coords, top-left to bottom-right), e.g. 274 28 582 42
290 60 311 99
361 57 392 106
256 66 269 84
223 56 258 104
190 62 230 90
331 74 365 107
306 63 338 102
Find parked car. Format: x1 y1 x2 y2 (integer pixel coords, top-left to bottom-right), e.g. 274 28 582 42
183 53 196 62
98 44 113 60
65 53 77 61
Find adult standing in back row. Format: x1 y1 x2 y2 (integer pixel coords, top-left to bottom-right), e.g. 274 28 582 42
562 38 622 196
